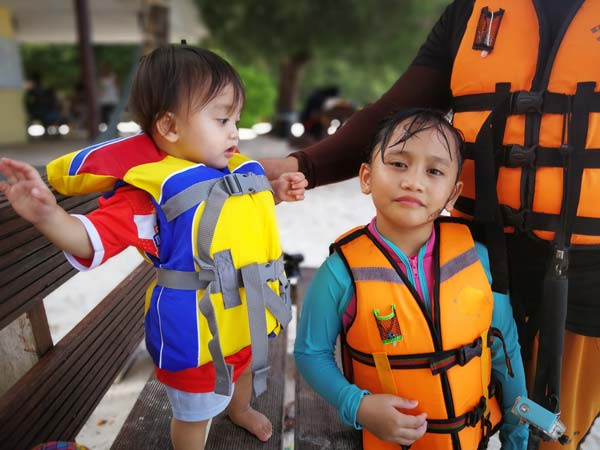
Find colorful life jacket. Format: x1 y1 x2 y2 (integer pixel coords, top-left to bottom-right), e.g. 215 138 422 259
47 133 292 396
334 220 508 450
451 0 600 247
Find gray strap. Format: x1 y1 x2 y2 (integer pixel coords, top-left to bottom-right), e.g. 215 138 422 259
155 256 288 302
162 178 218 221
157 255 291 397
198 286 234 396
194 173 261 396
352 267 405 284
171 171 276 397
197 181 230 264
440 246 480 284
214 249 242 308
196 173 272 261
258 262 292 327
241 263 270 396
162 172 272 222
156 267 213 290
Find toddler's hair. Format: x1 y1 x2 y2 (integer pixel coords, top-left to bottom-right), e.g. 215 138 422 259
368 108 466 180
129 45 245 135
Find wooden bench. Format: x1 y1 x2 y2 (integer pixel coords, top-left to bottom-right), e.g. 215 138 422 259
0 182 360 450
0 185 153 450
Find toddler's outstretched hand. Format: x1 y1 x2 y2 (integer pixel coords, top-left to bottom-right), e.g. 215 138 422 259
0 158 58 224
271 171 307 203
357 394 428 446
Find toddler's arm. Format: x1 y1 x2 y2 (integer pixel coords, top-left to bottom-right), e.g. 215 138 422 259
270 171 307 203
0 158 92 258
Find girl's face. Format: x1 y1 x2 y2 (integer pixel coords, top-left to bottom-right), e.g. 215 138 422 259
360 118 463 249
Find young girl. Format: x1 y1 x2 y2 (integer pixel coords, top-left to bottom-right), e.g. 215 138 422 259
294 109 528 450
0 45 306 450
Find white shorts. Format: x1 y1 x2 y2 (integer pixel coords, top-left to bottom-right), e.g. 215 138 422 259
164 384 234 422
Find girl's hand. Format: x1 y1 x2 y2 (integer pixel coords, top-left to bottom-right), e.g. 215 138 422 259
357 394 428 446
271 171 307 203
0 158 58 224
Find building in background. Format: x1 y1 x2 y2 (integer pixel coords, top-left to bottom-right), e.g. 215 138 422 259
0 0 207 145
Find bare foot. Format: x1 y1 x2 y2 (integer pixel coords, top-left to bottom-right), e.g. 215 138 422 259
228 405 273 442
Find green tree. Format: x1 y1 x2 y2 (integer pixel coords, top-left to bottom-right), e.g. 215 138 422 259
195 0 447 134
236 64 277 128
20 44 137 99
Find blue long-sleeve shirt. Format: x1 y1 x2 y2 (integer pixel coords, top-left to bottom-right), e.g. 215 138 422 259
294 227 529 450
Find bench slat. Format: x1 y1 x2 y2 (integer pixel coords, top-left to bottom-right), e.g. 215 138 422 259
0 201 96 261
0 254 76 330
0 190 101 331
110 376 173 450
0 191 99 243
0 263 153 450
1 239 68 281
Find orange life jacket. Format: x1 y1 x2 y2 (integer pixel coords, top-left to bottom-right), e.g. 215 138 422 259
334 220 506 450
451 0 600 247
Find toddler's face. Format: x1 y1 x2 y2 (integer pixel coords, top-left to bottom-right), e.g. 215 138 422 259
360 119 463 239
172 84 242 168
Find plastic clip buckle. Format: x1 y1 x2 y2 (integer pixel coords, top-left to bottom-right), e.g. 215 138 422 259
507 144 536 168
457 338 482 366
512 91 543 114
223 173 245 195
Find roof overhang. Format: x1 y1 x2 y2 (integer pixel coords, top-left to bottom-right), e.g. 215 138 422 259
4 0 207 44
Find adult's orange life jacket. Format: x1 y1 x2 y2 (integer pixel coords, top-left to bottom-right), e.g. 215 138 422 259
451 0 600 248
334 220 507 450
450 0 600 415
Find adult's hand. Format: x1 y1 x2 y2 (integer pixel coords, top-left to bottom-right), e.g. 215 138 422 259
260 156 300 181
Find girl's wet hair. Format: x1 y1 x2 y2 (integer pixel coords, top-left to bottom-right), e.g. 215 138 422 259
129 45 245 135
368 108 466 179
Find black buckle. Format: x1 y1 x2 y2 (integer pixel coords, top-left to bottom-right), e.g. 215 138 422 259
506 144 536 168
512 91 543 114
465 397 487 427
456 338 482 366
501 205 525 231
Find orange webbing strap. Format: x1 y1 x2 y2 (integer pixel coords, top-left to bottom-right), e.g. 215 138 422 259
373 352 398 395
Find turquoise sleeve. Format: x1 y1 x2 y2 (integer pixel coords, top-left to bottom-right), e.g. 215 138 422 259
293 252 369 428
476 243 529 450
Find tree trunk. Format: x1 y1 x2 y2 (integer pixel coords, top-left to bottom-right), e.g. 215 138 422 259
272 52 310 138
74 0 100 141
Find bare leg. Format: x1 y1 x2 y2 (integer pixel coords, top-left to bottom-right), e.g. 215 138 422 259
170 418 209 450
227 366 273 441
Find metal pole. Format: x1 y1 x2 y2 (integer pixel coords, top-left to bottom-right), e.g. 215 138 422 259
74 0 99 141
